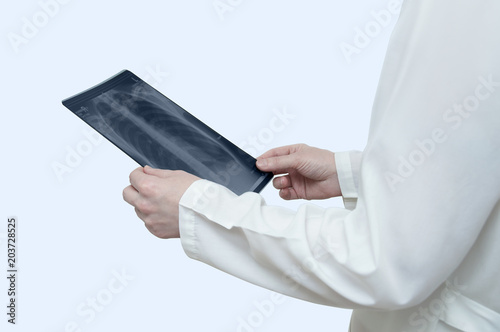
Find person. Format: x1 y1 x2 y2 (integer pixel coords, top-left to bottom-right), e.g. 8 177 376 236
122 1 500 331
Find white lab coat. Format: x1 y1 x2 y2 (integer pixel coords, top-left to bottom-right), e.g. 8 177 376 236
179 1 500 331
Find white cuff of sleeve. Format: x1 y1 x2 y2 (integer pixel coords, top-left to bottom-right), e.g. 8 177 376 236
335 150 362 210
178 179 208 261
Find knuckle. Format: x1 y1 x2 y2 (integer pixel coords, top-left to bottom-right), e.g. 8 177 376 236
138 180 157 197
129 168 141 183
137 200 155 215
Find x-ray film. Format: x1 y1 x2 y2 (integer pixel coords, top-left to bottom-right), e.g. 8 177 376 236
62 70 273 195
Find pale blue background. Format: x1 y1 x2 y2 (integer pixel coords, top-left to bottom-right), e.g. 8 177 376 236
1 0 400 331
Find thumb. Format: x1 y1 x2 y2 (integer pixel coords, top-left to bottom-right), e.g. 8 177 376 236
143 165 171 178
256 154 298 173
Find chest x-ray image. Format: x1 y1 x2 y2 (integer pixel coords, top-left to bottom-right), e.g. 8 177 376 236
62 70 272 195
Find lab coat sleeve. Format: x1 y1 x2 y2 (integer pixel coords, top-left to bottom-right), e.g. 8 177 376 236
335 150 363 210
179 0 500 310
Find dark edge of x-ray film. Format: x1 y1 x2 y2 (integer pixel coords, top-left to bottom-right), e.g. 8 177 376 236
62 70 273 195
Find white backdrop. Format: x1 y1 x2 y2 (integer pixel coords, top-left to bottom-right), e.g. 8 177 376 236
1 0 401 331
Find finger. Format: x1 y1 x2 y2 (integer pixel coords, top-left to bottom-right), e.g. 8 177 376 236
123 185 140 206
279 188 299 200
129 167 148 190
273 175 292 190
256 153 298 174
143 165 173 178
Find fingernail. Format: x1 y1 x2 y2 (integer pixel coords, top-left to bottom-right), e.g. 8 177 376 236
257 159 267 167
